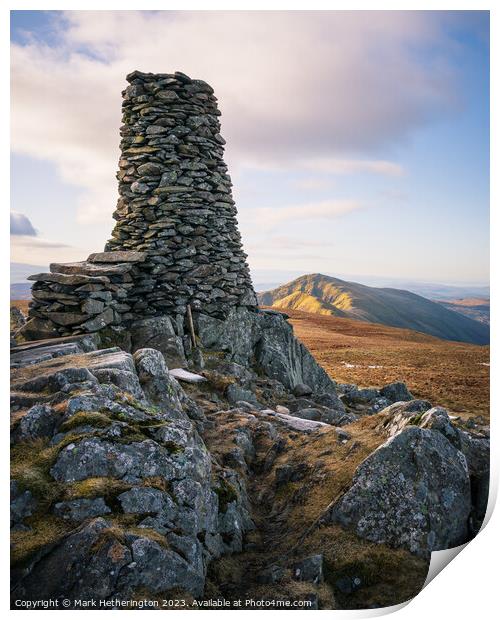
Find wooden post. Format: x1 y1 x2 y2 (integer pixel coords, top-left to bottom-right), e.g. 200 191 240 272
186 304 196 349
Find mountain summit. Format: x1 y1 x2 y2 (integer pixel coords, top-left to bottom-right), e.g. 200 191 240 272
258 273 490 345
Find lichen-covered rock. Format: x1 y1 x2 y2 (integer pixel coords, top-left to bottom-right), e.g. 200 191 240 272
226 383 260 407
118 487 176 518
53 498 111 522
133 348 179 406
130 316 187 368
292 554 323 584
342 387 380 406
10 481 37 528
13 405 57 442
255 310 337 394
380 382 414 403
327 427 471 557
293 383 313 397
115 536 205 598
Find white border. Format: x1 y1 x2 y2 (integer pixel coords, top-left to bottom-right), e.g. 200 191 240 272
3 2 496 618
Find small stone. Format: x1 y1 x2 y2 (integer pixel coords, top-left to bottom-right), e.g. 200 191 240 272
292 554 323 584
293 383 313 397
130 181 150 194
81 299 105 315
169 368 206 384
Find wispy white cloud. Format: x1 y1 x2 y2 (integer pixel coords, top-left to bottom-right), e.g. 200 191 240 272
301 158 404 176
11 11 459 224
10 235 84 266
240 199 362 231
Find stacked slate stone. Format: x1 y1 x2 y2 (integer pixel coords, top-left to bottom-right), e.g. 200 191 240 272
27 252 146 336
104 70 257 319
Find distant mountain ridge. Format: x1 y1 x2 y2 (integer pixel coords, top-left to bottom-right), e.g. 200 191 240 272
258 273 489 345
437 298 490 326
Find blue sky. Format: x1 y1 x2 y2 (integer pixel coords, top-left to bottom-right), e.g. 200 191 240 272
10 11 489 287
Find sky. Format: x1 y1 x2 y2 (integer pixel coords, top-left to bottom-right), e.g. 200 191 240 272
10 10 490 288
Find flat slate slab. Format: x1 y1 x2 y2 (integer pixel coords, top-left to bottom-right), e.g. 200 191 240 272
11 333 98 353
50 261 133 276
87 251 146 264
169 368 207 384
270 411 330 432
27 272 110 285
10 342 83 368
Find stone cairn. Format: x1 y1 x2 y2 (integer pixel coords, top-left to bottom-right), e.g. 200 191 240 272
26 71 257 338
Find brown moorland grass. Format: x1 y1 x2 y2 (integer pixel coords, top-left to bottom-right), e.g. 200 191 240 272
11 299 30 315
265 308 489 421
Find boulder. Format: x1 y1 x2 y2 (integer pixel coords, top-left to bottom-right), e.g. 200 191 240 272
342 387 380 406
133 348 185 411
130 316 186 368
15 318 60 342
271 411 330 433
379 399 433 437
53 498 111 522
293 383 313 397
255 310 337 393
118 487 176 519
50 437 186 484
314 392 346 412
226 383 260 407
13 405 58 442
380 382 414 403
327 427 471 557
292 554 323 584
11 481 37 528
196 307 337 394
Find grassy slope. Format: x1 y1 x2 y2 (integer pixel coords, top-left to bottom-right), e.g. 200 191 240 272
276 308 489 420
258 274 490 345
438 298 490 325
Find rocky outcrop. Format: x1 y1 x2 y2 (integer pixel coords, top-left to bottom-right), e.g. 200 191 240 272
326 426 471 557
197 306 338 395
10 343 252 606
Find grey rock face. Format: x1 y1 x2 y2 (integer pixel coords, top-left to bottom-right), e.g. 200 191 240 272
293 383 313 397
197 306 338 396
14 404 57 441
226 383 260 407
130 316 187 368
292 554 323 584
327 427 471 557
12 337 254 604
53 498 111 522
11 481 37 528
255 310 337 393
116 536 205 598
50 437 180 483
118 487 176 520
342 387 380 406
380 382 414 403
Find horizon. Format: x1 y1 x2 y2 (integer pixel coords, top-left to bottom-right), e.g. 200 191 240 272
10 11 490 285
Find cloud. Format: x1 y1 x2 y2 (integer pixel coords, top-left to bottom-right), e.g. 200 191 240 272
10 211 37 236
301 159 404 176
241 199 362 231
11 11 464 224
10 235 85 266
247 235 331 251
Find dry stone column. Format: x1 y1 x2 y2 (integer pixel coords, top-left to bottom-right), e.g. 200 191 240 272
106 70 257 319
